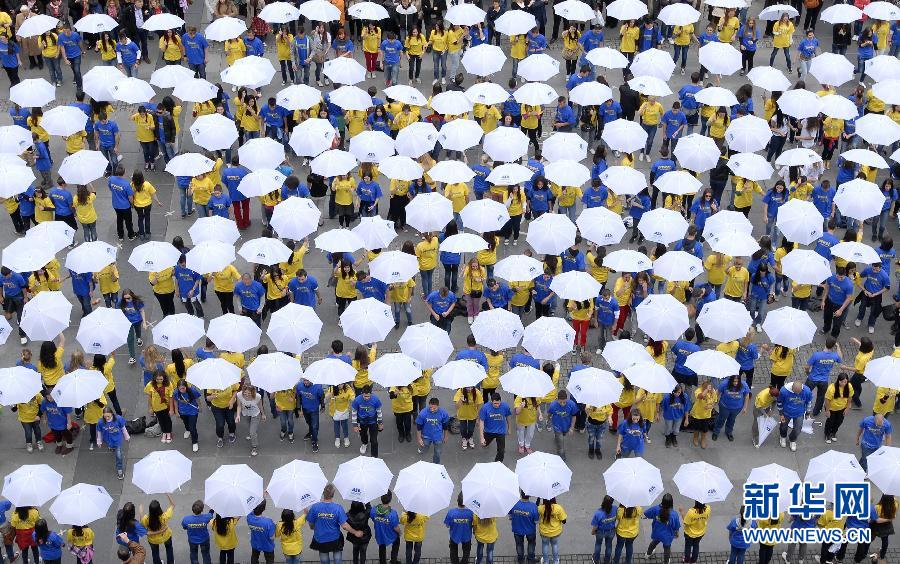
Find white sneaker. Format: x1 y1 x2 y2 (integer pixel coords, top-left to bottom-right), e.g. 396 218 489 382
779 437 787 447
469 438 476 448
192 443 199 452
344 437 350 447
790 441 797 451
781 551 789 563
360 444 368 454
868 326 875 334
855 319 862 327
462 438 468 450
184 431 191 439
467 316 474 324
825 437 831 444
335 438 341 447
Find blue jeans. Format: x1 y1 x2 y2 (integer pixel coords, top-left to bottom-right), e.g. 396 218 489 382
296 63 310 84
541 535 559 564
385 63 400 85
769 47 791 70
559 204 576 221
113 443 124 471
713 406 740 437
673 44 688 68
872 208 890 240
189 540 212 564
179 185 194 216
593 530 615 564
123 63 137 78
67 55 82 90
333 418 349 439
279 409 295 434
857 54 872 80
100 145 118 173
82 221 97 242
513 533 535 564
727 546 746 564
76 293 92 316
393 301 412 324
613 535 633 564
422 437 443 463
748 296 766 326
861 443 879 471
476 541 494 564
285 556 300 564
586 420 606 450
21 421 41 444
159 139 176 163
195 203 208 219
420 269 434 296
432 51 447 80
45 56 61 83
318 551 343 563
188 62 206 79
641 122 657 156
303 408 320 443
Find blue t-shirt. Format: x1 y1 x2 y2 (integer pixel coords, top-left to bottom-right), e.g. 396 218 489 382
220 166 249 202
0 500 10 526
415 407 450 442
806 351 842 383
547 399 579 433
814 232 839 261
591 506 618 534
34 142 52 172
825 275 854 305
288 276 319 307
662 110 687 139
174 386 201 416
260 104 288 128
379 39 403 64
508 353 539 370
617 420 646 454
811 185 834 218
727 518 753 550
57 31 82 58
98 414 127 447
355 278 388 302
95 120 119 149
246 514 276 552
243 35 264 56
595 296 619 326
671 340 700 375
735 343 759 372
49 188 74 216
182 513 214 544
181 32 208 65
861 267 890 294
859 416 893 449
484 282 514 308
509 500 539 535
34 531 64 560
1 273 27 297
175 265 203 296
661 392 691 421
40 401 72 430
425 291 456 315
718 380 751 411
456 348 488 372
207 193 232 218
70 270 94 296
108 175 134 209
371 506 400 545
581 186 608 209
479 402 512 434
308 502 348 543
644 505 681 545
234 280 266 311
443 508 474 543
777 385 813 418
296 381 324 412
352 394 382 425
116 40 140 66
679 84 701 111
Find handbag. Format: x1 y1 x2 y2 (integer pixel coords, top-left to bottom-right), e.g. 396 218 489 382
871 520 894 537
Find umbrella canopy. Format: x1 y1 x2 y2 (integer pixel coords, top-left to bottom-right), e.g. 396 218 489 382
566 367 622 407
781 249 832 285
349 130 395 163
247 352 303 392
673 134 720 172
405 193 454 233
0 317 11 346
653 170 703 196
0 163 35 198
370 251 419 284
206 313 262 353
152 313 206 350
165 153 216 177
110 78 156 104
394 462 455 516
444 2 487 25
341 298 394 344
758 3 798 19
142 12 184 30
461 199 510 233
289 119 336 158
65 241 116 274
384 85 428 106
673 462 732 503
494 254 544 281
324 57 366 85
603 457 663 507
834 178 884 221
696 299 753 343
431 91 475 116
186 358 242 391
602 119 649 153
185 241 236 274
266 303 322 355
352 216 397 251
428 160 477 185
329 85 373 111
698 42 741 75
57 150 109 185
379 155 424 181
638 208 689 245
471 308 525 351
606 0 648 20
174 78 220 103
601 339 654 372
500 366 555 398
259 1 301 22
585 47 630 69
831 241 881 264
238 137 286 171
725 115 772 153
863 1 900 20
522 315 575 360
278 84 324 111
553 0 594 19
726 152 775 182
652 251 704 282
312 150 360 177
745 464 801 513
204 16 247 40
568 81 614 108
599 166 647 196
16 14 58 38
315 228 365 254
437 119 484 152
432 360 487 390
841 148 889 169
128 241 182 272
804 450 866 499
238 237 293 266
40 105 90 137
303 358 358 387
0 125 34 154
777 90 824 120
334 456 394 502
577 207 627 246
706 230 761 257
684 350 741 379
0 366 42 406
205 464 264 517
603 249 652 272
465 81 510 106
298 0 341 20
395 122 439 157
190 113 239 150
369 353 423 388
2 237 55 274
658 2 700 24
866 56 900 82
820 93 861 119
630 48 675 81
267 460 328 511
440 234 489 254
132 450 192 494
762 307 817 348
623 362 677 394
821 3 862 23
399 323 454 369
867 446 900 495
483 127 530 163
777 199 824 245
635 294 689 341
21 291 71 342
2 464 62 507
543 160 591 188
461 462 520 518
49 483 113 526
695 86 739 108
515 452 572 499
864 356 900 389
550 271 603 301
462 44 506 76
526 213 577 255
189 216 240 246
76 307 131 355
493 9 537 35
73 13 118 32
10 78 55 107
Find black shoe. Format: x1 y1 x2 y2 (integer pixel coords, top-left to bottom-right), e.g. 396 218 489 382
303 433 311 441
664 435 672 447
726 434 734 442
672 435 678 447
312 442 319 453
711 433 718 441
398 434 405 443
588 446 595 459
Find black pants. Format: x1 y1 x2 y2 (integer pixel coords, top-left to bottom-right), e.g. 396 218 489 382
155 291 176 317
55 213 78 231
523 126 540 153
803 5 820 30
184 297 204 318
408 55 421 80
758 544 774 564
211 405 237 438
449 541 472 564
535 302 553 319
8 209 24 234
395 411 412 439
136 205 152 236
823 410 845 438
337 296 354 316
250 548 274 564
359 422 380 456
216 290 235 314
850 372 866 407
115 207 136 239
387 196 408 228
822 298 848 338
378 540 399 564
805 379 828 416
484 432 506 462
741 50 755 72
352 543 368 564
4 65 20 86
405 541 422 564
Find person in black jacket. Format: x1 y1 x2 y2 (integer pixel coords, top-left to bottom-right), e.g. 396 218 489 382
421 0 445 33
618 71 639 122
346 501 372 564
485 0 504 45
708 146 731 207
393 0 419 43
118 0 153 61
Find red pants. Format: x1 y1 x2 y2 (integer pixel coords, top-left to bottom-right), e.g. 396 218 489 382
364 51 378 72
611 405 631 429
573 319 589 348
613 305 630 336
232 199 250 230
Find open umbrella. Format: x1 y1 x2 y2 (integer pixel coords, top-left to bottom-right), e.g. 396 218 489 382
566 367 622 407
599 166 647 196
16 14 59 38
341 298 394 344
461 199 510 233
238 137 286 171
369 353 422 388
110 78 156 104
394 462 455 516
778 90 824 120
585 47 630 69
820 94 860 119
174 78 220 103
50 369 106 408
652 250 703 282
164 153 216 177
0 163 35 198
777 199 824 245
206 313 262 353
399 323 454 369
726 152 774 182
432 360 487 390
638 208 689 245
834 178 884 221
236 169 288 198
603 249 652 272
471 308 525 351
821 3 863 23
266 303 322 355
673 462 732 503
866 56 900 82
0 366 42 406
267 460 328 511
142 12 184 30
395 121 439 157
550 271 603 301
75 307 131 355
515 452 572 499
437 119 484 152
152 313 206 350
189 216 240 245
383 85 427 107
352 216 397 250
601 120 648 153
577 207 627 246
695 86 739 108
867 447 900 495
658 3 700 24
431 91 475 116
40 105 90 137
653 170 703 196
522 316 575 361
238 237 293 266
64 241 116 274
185 241 236 274
635 294 688 341
49 483 113 526
628 75 673 96
405 193 454 232
10 78 55 107
526 213 577 255
259 1 301 22
762 307 817 348
500 366 555 398
465 81 509 106
673 134 720 172
379 155 424 181
684 350 741 379
445 2 487 25
440 234 488 254
601 339 654 372
21 291 71 341
462 44 506 76
831 241 881 264
630 48 675 81
553 0 594 19
314 228 365 254
278 84 324 112
57 150 109 185
303 358 357 387
311 149 359 177
132 450 192 494
204 16 247 40
324 57 366 85
863 1 900 20
494 9 537 35
247 352 303 392
725 115 771 153
128 242 182 272
864 356 900 390
745 463 801 513
370 251 419 284
623 362 677 394
187 358 241 391
781 249 832 285
606 0 648 20
706 230 760 257
73 13 118 33
841 149 889 169
568 81 614 108
805 450 866 499
2 465 62 506
494 254 544 282
543 160 591 188
334 456 394 503
328 85 373 111
190 113 239 150
603 458 663 507
349 130 395 163
461 462 520 518
205 464 264 517
0 125 34 154
483 127 530 163
698 42 742 75
696 299 753 343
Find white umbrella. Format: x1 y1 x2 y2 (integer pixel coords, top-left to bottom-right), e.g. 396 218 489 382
483 127 530 163
0 366 42 406
606 0 648 20
369 353 422 387
486 163 534 186
599 166 647 196
440 234 488 254
174 78 220 103
186 358 241 390
189 216 240 245
349 1 390 19
329 85 373 111
603 457 663 507
10 78 55 107
384 84 428 107
623 362 677 394
406 193 454 232
298 0 340 20
809 53 855 87
461 199 510 233
132 450 192 494
128 242 182 272
603 249 652 272
465 81 509 106
49 483 113 526
762 307 817 348
775 148 824 169
696 298 753 343
82 65 126 102
324 57 366 85
267 460 328 512
725 115 771 153
684 350 741 379
748 66 795 92
21 291 71 341
758 3 798 20
652 250 703 282
517 53 561 82
601 339 654 372
653 170 702 196
471 308 525 351
437 119 484 152
553 0 594 20
494 9 536 35
673 462 732 503
380 156 424 181
314 228 365 254
2 465 62 507
820 95 859 120
341 298 394 344
349 130 395 163
841 149 889 169
247 352 303 392
57 150 109 185
277 84 323 112
432 360 487 389
778 90 824 120
866 447 900 496
834 178 885 221
601 120 648 154
585 47 630 69
334 456 394 502
236 169 288 198
238 237 292 266
630 48 676 81
550 271 603 301
259 1 301 23
820 3 862 23
0 164 35 198
395 122 439 157
303 358 357 387
50 369 107 407
577 207 627 246
206 313 262 353
64 241 116 274
543 160 591 188
352 216 397 250
75 307 130 355
706 230 760 256
805 450 866 499
444 3 487 25
864 356 900 389
142 13 184 30
205 464 264 517
190 113 239 150
830 241 881 264
462 44 507 76
673 134 720 173
694 86 738 108
399 323 454 369
0 317 12 346
204 16 247 41
522 316 575 361
152 313 206 350
238 137 286 171
745 464 801 513
267 303 323 355
461 462 520 518
866 56 900 82
311 150 358 177
369 251 419 283
566 367 622 407
542 132 589 163
726 152 774 182
429 160 476 184
527 213 577 255
568 81 613 108
515 452 572 499
494 254 544 281
110 78 156 104
431 91 475 116
165 153 216 177
863 1 900 20
627 75 672 97
777 199 824 245
658 3 701 25
73 13 118 32
394 462 455 516
15 14 58 37
698 42 742 75
781 249 832 285
0 125 34 154
183 236 233 276
638 208 688 245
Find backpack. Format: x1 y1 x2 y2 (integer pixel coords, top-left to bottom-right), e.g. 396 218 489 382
803 0 821 8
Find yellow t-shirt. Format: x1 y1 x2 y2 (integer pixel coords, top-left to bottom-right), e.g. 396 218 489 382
537 504 567 538
444 183 469 212
405 34 427 56
690 387 718 419
620 26 639 53
65 130 87 154
723 266 749 298
770 347 794 377
447 28 464 52
38 347 65 386
275 516 307 556
412 370 432 398
333 177 356 206
615 506 641 538
514 396 539 426
65 527 95 547
429 30 448 52
274 389 297 411
224 38 246 65
683 507 710 538
141 506 174 544
165 358 194 382
718 16 739 42
454 389 484 420
132 113 157 143
11 508 40 530
474 516 499 544
415 238 439 270
212 518 239 550
400 513 429 542
208 384 240 409
210 265 240 293
673 24 694 46
520 104 542 130
873 387 898 415
190 176 216 206
132 181 156 208
159 37 183 61
362 27 381 53
824 382 854 412
150 267 176 295
335 271 357 300
96 263 120 295
822 117 844 139
510 35 527 59
16 393 42 423
276 34 294 60
97 39 117 61
39 33 59 58
772 21 794 49
144 382 174 413
640 101 663 126
390 386 414 413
